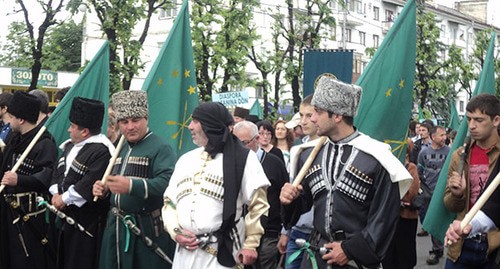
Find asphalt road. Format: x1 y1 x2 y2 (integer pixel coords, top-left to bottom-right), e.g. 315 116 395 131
415 224 446 269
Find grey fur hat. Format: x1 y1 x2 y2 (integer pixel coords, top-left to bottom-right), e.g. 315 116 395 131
311 76 362 117
112 91 148 121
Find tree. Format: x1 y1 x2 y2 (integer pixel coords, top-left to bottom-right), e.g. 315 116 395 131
269 0 335 113
249 0 336 117
0 22 33 68
1 0 67 90
42 20 83 72
415 2 444 111
191 0 259 100
68 0 170 93
1 19 82 72
468 29 500 98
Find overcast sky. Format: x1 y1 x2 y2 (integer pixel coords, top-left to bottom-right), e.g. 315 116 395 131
0 0 80 40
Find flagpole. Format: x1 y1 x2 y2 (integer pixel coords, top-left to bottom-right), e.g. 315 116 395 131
292 136 327 187
0 126 47 194
447 171 500 245
93 135 126 202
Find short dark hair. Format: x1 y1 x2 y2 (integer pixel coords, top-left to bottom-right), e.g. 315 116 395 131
420 122 432 132
466 93 500 120
77 124 101 136
430 125 445 139
55 87 70 102
326 111 353 126
422 119 435 127
0 92 13 108
256 120 275 138
302 94 313 105
409 120 417 132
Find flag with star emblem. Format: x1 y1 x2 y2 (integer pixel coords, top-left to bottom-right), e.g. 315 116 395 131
353 0 416 163
142 0 198 157
424 32 497 242
45 41 109 147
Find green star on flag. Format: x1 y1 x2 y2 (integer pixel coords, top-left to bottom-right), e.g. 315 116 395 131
354 0 416 162
142 0 199 157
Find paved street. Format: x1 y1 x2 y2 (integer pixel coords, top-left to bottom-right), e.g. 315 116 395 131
415 224 446 269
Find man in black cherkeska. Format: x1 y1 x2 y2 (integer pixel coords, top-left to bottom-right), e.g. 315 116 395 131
0 91 58 269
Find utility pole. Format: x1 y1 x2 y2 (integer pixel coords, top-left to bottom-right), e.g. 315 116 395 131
342 0 347 49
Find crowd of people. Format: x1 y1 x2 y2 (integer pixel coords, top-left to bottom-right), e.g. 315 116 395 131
0 76 498 269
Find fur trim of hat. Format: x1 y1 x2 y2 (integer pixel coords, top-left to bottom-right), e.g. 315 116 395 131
111 91 148 121
69 97 104 130
311 76 362 117
8 91 41 124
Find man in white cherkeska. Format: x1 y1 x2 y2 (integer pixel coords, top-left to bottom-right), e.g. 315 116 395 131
162 102 270 268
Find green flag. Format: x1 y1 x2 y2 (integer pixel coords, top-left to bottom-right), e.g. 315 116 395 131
249 99 263 120
418 106 425 122
448 100 461 131
142 0 198 157
44 41 110 146
423 32 497 241
354 0 416 162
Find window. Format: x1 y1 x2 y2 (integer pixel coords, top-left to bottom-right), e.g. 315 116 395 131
159 0 177 19
353 53 362 74
373 6 379 21
459 30 465 40
328 1 337 10
373 34 379 48
440 25 446 38
450 27 457 42
359 31 366 45
356 1 363 13
346 29 352 42
330 25 336 39
459 101 464 112
256 84 264 99
385 10 394 22
348 0 355 12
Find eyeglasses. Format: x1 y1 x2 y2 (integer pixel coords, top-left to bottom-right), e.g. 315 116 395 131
242 135 257 145
258 131 272 137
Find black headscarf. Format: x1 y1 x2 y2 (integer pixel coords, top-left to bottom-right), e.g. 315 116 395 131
191 102 249 267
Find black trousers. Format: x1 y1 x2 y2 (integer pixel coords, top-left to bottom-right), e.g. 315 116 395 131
381 217 418 269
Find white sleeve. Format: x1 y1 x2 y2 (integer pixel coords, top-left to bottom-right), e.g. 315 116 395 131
61 185 87 207
469 210 497 235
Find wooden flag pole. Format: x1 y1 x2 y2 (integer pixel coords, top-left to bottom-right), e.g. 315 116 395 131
447 171 500 245
93 135 126 202
0 126 47 194
292 136 327 187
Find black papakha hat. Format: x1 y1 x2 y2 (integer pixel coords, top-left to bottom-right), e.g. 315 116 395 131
233 107 249 118
69 97 104 131
8 91 41 123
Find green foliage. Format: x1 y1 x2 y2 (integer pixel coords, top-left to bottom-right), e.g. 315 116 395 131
0 19 82 72
364 47 377 58
415 1 499 126
0 22 33 67
266 0 336 114
415 3 456 124
43 20 83 71
67 0 170 94
191 0 259 100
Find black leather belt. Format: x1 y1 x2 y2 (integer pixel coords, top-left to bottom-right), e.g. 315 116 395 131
467 233 487 243
332 230 346 241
